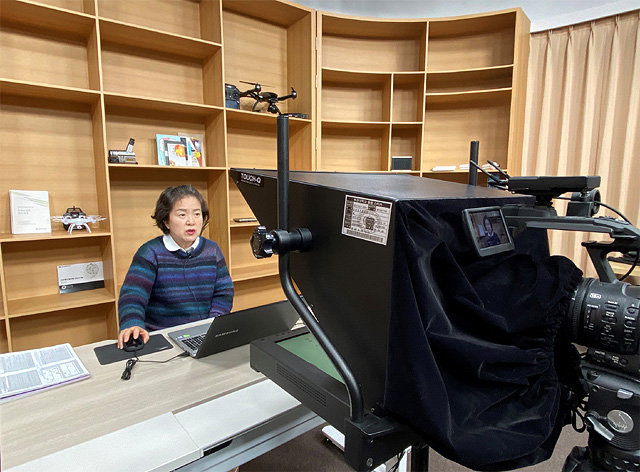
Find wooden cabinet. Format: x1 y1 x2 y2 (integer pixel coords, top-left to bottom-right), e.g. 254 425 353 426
0 1 527 352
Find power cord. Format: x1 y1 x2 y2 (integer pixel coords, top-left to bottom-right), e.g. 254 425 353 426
121 351 189 381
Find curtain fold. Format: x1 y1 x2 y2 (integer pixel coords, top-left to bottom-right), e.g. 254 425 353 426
522 11 640 275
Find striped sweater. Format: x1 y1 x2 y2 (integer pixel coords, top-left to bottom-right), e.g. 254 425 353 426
118 236 234 331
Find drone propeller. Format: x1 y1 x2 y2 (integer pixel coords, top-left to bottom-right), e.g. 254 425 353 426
239 80 275 89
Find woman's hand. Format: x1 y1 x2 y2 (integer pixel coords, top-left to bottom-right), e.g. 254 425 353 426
118 326 150 349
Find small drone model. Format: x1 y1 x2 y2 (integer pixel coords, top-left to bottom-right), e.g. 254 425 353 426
52 207 106 234
226 81 301 115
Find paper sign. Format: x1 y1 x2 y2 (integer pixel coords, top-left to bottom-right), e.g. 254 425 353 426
57 261 105 294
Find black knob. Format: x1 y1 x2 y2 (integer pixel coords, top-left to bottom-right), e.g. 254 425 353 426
251 226 276 259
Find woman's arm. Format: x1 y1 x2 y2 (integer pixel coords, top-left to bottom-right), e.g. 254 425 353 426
209 252 234 316
118 252 157 334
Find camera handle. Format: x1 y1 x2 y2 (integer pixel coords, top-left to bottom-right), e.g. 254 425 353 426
502 206 640 283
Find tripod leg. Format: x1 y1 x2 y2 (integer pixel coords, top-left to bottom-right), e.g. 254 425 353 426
409 444 429 472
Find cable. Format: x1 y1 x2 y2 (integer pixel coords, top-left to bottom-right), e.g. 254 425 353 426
619 251 639 282
553 196 632 223
120 351 189 381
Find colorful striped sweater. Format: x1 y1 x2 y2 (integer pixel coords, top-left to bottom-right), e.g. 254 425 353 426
118 236 234 331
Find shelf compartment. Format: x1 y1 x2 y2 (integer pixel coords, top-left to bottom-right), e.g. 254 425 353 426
25 0 94 14
427 12 516 71
7 304 117 350
0 5 96 90
109 170 229 286
222 0 310 27
98 19 222 60
320 122 390 172
231 263 279 283
100 37 222 106
98 0 221 43
392 73 425 123
321 14 427 73
232 275 285 312
104 103 226 167
391 124 423 172
423 90 511 170
427 65 513 93
228 176 257 224
223 5 314 117
0 94 104 234
321 68 391 123
2 237 114 310
226 115 312 170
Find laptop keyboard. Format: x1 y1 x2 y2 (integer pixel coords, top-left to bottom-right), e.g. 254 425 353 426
181 334 204 351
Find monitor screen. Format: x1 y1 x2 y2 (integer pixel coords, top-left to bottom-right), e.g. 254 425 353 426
277 332 344 383
462 206 514 257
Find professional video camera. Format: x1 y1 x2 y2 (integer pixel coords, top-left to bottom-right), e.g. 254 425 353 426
232 116 639 472
469 163 640 472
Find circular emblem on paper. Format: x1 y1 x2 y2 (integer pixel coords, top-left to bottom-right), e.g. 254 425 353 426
361 211 379 233
85 263 99 277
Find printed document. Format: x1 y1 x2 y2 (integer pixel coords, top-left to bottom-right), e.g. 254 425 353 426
0 343 90 401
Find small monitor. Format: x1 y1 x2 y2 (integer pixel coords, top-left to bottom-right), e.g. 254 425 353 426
462 206 514 257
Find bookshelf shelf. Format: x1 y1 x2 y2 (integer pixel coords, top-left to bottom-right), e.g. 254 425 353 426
7 289 115 318
104 93 223 118
0 79 100 104
0 230 111 244
427 65 513 93
98 18 222 60
0 0 96 36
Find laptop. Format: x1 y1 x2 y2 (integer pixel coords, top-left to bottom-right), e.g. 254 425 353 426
168 300 300 358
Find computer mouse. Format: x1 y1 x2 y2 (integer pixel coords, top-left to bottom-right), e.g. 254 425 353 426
123 336 145 352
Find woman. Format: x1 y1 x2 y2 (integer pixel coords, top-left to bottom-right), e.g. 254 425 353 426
117 185 233 348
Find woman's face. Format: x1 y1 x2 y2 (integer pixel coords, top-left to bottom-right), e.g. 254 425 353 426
164 196 203 249
484 219 493 234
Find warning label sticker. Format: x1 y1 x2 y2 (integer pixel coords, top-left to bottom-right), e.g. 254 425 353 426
341 195 392 246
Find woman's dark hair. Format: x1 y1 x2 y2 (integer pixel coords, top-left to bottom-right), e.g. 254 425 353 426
151 185 210 234
483 215 493 231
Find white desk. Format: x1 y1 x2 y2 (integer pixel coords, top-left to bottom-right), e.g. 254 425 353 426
0 325 323 472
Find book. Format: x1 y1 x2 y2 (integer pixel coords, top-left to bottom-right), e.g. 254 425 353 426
0 343 90 401
179 133 205 167
9 190 52 234
156 134 188 166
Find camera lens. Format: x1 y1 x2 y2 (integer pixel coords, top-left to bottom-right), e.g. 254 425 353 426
568 278 640 355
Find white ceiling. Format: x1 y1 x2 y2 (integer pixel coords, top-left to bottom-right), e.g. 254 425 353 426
295 0 640 31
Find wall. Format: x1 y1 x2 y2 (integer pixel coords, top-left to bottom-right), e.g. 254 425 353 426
296 0 640 31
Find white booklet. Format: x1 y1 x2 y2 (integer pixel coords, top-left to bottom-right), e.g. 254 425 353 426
9 190 52 234
0 343 90 401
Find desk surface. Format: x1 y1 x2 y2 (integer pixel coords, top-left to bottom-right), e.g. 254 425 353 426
0 322 294 470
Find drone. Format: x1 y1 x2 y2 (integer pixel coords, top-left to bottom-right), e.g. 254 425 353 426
52 206 106 234
228 81 299 115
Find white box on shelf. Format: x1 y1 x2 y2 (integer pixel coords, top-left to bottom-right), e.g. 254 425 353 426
9 190 52 234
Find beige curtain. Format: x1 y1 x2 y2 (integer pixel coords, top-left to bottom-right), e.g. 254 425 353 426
522 10 640 275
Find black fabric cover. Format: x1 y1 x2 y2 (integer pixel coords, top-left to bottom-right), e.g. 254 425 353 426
383 199 583 471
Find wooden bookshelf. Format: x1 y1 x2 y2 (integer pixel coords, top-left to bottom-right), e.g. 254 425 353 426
0 1 528 352
317 9 529 179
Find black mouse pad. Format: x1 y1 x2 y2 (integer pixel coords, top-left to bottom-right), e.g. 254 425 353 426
94 334 175 365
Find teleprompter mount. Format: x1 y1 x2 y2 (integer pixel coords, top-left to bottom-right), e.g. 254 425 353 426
243 116 429 471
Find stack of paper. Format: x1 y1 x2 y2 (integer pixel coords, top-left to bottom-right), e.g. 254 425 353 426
0 344 90 401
